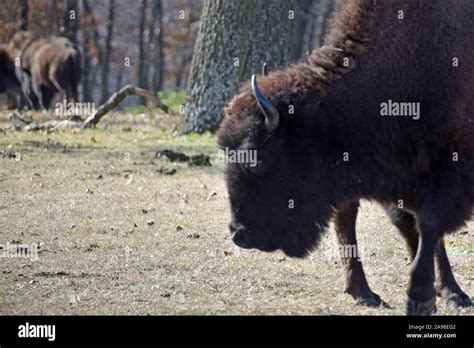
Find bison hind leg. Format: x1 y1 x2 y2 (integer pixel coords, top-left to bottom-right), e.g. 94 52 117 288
385 205 472 309
435 243 473 308
50 80 67 104
40 86 55 109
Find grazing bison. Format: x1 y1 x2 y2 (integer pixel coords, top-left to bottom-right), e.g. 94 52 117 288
8 31 81 109
218 0 473 315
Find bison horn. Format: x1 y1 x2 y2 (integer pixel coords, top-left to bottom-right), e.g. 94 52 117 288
262 63 268 76
251 74 280 132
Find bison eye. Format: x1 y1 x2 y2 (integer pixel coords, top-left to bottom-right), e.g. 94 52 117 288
242 150 272 176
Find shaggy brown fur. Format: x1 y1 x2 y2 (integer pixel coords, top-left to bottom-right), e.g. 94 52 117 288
218 0 473 315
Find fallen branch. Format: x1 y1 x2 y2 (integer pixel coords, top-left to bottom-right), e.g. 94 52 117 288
9 84 169 131
83 84 169 128
10 112 83 132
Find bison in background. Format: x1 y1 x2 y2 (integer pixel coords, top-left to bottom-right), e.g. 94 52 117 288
8 31 81 110
218 0 473 315
0 44 23 106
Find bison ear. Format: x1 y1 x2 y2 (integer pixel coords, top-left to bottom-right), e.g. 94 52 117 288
251 75 280 132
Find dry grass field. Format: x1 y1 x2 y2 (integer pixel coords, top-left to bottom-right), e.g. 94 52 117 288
0 111 472 315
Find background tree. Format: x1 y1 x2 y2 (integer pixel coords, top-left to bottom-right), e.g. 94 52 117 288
150 0 165 92
1 0 340 110
301 0 342 56
81 0 101 103
20 0 29 30
63 0 79 43
311 0 334 49
182 0 296 134
293 0 314 60
162 0 202 89
100 0 115 103
137 0 149 92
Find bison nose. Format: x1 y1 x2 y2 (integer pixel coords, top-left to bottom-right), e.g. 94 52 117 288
231 227 252 249
229 213 252 248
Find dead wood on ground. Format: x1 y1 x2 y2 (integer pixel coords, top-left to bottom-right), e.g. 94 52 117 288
9 84 169 132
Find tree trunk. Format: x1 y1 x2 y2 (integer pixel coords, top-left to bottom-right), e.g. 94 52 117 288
137 0 149 92
82 0 101 103
177 12 195 89
300 0 341 57
100 0 115 104
116 72 123 92
20 0 29 30
151 0 165 92
182 0 296 134
63 0 79 43
293 0 314 60
305 0 335 53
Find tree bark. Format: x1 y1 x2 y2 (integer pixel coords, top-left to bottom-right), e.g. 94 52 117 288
293 0 314 60
299 0 343 59
100 0 115 104
182 0 296 134
138 0 149 92
81 0 100 103
63 0 79 43
151 0 165 92
303 0 335 54
20 0 29 30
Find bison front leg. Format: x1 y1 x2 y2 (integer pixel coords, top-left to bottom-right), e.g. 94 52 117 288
334 200 387 307
17 70 40 110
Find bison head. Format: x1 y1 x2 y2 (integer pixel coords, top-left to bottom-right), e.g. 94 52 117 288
218 66 340 258
7 31 37 60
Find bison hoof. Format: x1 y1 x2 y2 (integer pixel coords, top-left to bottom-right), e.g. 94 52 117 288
353 292 390 308
443 291 473 308
406 297 437 315
437 285 473 307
